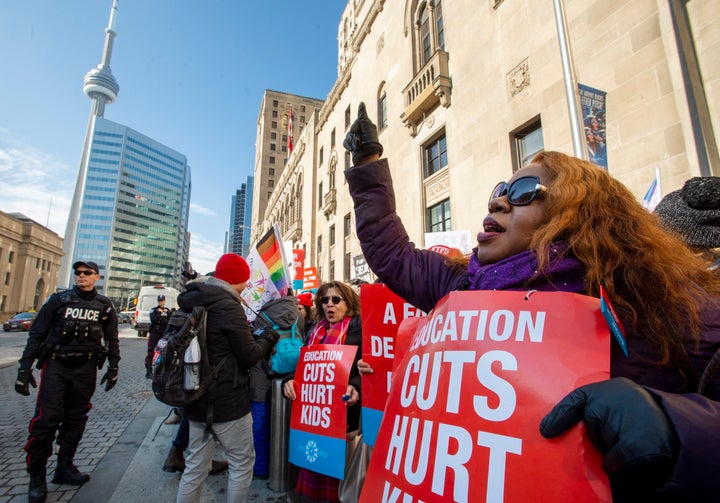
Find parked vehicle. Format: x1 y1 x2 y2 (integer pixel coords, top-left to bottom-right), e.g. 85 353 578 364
3 311 37 332
134 286 179 337
119 309 136 326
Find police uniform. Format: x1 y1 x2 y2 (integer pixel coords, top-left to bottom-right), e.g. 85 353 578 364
145 297 173 377
17 267 119 499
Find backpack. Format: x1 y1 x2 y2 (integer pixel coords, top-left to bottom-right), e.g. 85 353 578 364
249 296 304 375
261 313 302 375
151 305 228 410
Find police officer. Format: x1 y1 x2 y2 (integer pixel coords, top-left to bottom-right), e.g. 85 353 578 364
145 294 173 378
15 260 120 503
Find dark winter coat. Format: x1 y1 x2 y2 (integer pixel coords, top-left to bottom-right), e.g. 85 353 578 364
178 276 275 423
346 159 720 501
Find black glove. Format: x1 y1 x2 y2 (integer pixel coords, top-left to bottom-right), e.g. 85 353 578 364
15 368 37 396
101 367 119 392
540 377 678 491
257 326 280 346
343 102 383 166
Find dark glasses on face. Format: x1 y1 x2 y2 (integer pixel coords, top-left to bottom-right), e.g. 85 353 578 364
489 176 547 207
320 295 343 305
74 270 95 276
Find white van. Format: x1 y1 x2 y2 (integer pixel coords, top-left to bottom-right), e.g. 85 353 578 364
134 285 179 337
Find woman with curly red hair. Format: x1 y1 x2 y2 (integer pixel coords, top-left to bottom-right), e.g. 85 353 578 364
342 103 720 500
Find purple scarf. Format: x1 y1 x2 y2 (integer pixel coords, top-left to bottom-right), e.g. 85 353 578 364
466 243 586 294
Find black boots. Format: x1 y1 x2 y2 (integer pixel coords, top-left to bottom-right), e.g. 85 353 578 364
28 473 47 503
162 445 185 472
161 445 228 474
51 461 90 485
145 367 152 379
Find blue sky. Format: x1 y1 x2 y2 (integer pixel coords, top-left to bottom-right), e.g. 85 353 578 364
0 1 345 274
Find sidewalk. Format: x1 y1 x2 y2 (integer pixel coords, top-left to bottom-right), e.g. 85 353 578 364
0 326 296 502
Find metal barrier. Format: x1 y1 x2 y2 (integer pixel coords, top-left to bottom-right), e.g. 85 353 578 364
269 378 292 492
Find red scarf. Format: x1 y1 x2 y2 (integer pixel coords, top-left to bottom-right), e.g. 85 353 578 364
307 317 351 346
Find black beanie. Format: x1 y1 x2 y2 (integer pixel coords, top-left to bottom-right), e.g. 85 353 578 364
655 176 720 249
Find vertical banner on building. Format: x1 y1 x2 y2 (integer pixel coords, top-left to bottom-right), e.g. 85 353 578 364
578 83 608 170
359 284 426 446
360 290 611 502
289 344 358 479
292 249 305 291
303 266 319 291
353 254 372 283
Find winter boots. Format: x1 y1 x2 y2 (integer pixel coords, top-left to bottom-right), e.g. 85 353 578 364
162 445 185 472
162 445 229 475
28 472 47 503
51 461 90 485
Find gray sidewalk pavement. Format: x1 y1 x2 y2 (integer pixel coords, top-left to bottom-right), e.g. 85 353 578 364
0 326 296 502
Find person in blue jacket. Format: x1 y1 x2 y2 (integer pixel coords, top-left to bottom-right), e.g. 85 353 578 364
343 103 720 501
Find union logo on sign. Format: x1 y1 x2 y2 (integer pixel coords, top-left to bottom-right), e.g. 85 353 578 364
305 440 319 463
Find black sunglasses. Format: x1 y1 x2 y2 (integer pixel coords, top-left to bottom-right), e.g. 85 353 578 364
74 270 95 276
320 295 343 305
489 176 547 207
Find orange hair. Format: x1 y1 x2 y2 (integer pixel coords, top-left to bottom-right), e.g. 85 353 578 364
531 151 720 363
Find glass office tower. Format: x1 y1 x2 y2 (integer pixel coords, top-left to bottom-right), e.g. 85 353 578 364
228 176 253 258
71 117 191 305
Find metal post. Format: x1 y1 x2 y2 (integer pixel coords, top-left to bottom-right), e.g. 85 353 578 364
269 378 292 492
552 0 588 160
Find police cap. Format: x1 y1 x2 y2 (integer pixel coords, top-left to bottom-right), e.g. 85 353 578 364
72 260 99 274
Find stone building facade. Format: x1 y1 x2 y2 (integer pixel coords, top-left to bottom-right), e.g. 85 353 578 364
256 0 720 284
0 211 63 318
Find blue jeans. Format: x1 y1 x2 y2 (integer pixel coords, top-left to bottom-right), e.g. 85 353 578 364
250 400 271 477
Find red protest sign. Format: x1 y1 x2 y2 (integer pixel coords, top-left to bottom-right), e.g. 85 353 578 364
360 290 611 502
289 344 358 478
303 266 319 290
360 284 426 445
292 249 305 280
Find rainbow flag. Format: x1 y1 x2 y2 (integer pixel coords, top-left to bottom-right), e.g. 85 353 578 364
256 225 290 296
242 224 291 321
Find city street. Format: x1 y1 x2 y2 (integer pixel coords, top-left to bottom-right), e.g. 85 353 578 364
0 325 294 502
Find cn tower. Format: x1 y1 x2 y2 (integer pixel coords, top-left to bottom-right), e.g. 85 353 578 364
58 0 121 288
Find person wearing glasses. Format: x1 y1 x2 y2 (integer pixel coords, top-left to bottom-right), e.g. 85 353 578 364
15 260 120 503
283 281 363 502
342 103 720 501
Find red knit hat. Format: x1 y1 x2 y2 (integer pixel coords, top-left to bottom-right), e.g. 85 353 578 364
214 253 250 285
297 292 313 308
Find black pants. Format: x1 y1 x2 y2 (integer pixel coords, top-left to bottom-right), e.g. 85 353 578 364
24 359 97 474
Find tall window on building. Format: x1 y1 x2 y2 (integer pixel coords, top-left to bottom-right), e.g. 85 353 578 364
377 85 388 129
345 151 351 169
511 118 544 171
317 235 323 253
318 182 324 209
415 0 445 68
424 133 448 178
331 128 336 148
319 147 324 165
427 198 451 232
329 225 336 246
344 213 351 237
344 252 351 282
329 260 335 281
345 105 351 129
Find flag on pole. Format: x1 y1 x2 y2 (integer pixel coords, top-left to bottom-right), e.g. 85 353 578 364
241 224 291 320
641 167 662 211
287 105 294 153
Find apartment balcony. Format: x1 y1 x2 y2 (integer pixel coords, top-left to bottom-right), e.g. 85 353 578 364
322 188 337 217
400 50 452 136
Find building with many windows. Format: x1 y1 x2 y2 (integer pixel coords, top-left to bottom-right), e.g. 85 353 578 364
0 211 63 317
255 0 719 285
71 117 191 305
249 90 324 246
228 176 254 258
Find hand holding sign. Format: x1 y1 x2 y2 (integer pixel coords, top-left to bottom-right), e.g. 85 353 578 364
540 377 678 492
